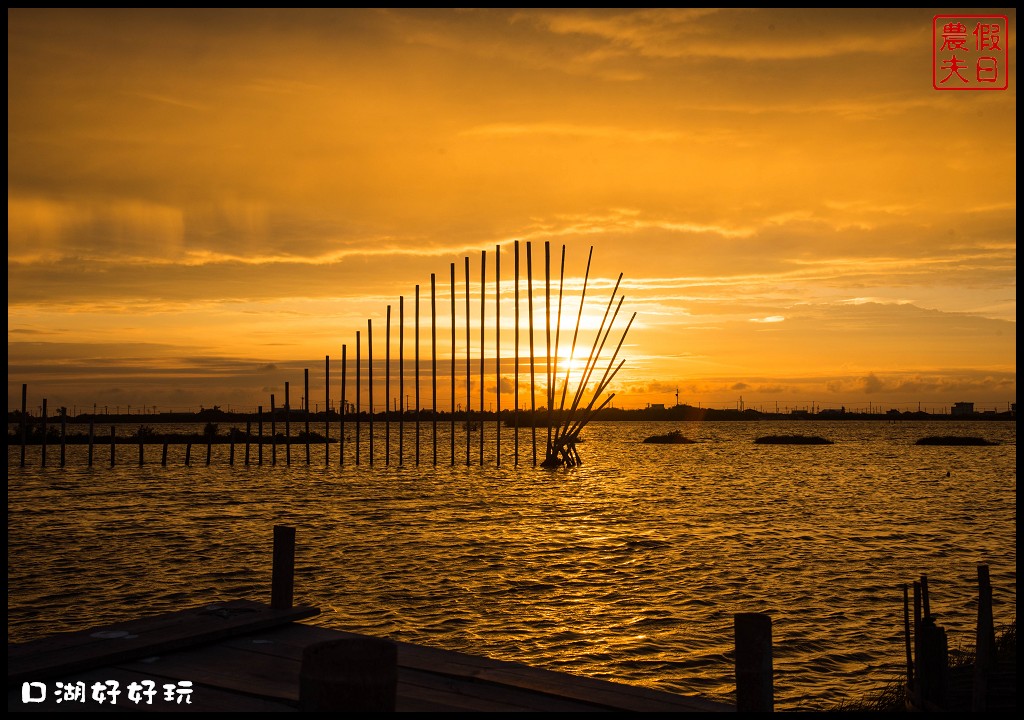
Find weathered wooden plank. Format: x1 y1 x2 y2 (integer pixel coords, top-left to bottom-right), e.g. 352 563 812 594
8 601 319 686
222 623 733 712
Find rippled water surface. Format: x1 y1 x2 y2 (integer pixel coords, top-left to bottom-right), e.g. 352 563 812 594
8 420 1017 710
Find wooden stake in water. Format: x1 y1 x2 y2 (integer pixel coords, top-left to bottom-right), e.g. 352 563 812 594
340 345 346 466
20 383 27 467
284 383 292 467
544 242 552 458
60 406 67 467
527 242 537 466
304 368 311 465
258 405 264 466
450 263 456 465
271 393 277 466
246 419 252 466
356 331 361 466
368 319 374 467
41 398 48 468
431 273 437 466
465 256 471 467
325 355 330 465
398 298 404 466
514 241 520 466
479 250 486 466
415 285 420 466
496 244 501 467
385 307 391 466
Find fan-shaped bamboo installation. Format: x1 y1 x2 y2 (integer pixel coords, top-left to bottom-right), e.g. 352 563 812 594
337 240 634 469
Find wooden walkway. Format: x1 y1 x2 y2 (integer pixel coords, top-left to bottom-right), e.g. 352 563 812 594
8 600 735 713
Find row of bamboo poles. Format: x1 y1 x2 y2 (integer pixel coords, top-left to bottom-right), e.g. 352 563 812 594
12 241 633 469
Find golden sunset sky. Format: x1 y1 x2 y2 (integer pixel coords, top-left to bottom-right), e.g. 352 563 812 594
8 8 1017 414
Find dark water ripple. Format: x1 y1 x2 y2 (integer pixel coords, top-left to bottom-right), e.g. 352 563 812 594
7 420 1016 711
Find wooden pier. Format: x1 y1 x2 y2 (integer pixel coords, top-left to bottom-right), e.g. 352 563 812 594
8 526 750 713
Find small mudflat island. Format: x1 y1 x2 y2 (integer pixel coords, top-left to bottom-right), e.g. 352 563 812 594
915 436 999 446
754 435 834 445
642 430 696 444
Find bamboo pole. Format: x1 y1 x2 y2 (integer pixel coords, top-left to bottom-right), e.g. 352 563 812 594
20 383 27 467
356 332 361 466
545 242 552 457
548 244 566 457
271 394 277 466
325 355 330 465
527 242 536 465
368 319 374 467
385 308 391 466
258 405 264 466
246 419 252 465
41 398 47 467
60 407 67 467
431 273 437 466
479 250 486 466
496 244 501 467
465 256 471 467
229 429 235 466
340 345 346 466
557 246 593 430
415 285 420 465
398 298 404 466
304 368 311 465
514 241 520 466
285 381 291 466
450 263 456 465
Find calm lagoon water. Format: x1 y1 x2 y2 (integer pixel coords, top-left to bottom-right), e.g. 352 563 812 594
7 419 1017 710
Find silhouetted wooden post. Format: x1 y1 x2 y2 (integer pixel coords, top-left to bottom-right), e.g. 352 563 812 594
340 345 346 466
973 564 995 711
414 285 420 465
258 405 264 466
431 273 437 466
206 434 212 466
496 244 501 466
450 264 456 465
109 425 116 467
385 310 390 465
514 241 520 465
285 381 291 466
324 355 330 465
41 399 48 467
479 250 486 465
271 525 295 610
88 421 94 467
735 613 773 712
299 638 397 712
229 428 235 465
356 332 361 465
398 298 404 466
271 394 277 466
527 242 537 465
545 242 553 458
304 368 311 465
60 407 67 467
162 442 168 467
185 442 192 466
368 319 374 467
245 420 251 465
465 256 471 466
20 383 28 467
